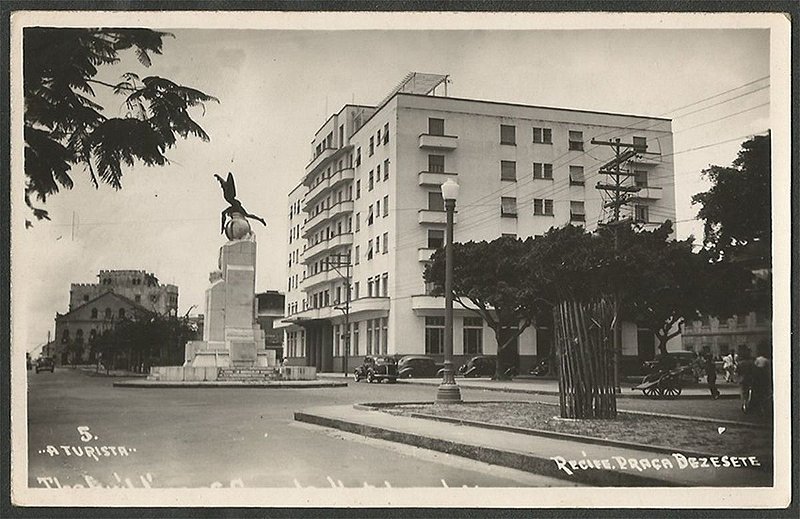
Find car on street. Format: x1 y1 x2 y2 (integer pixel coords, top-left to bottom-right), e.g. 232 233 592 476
353 356 398 383
35 357 55 373
397 355 442 378
458 355 496 378
642 351 700 383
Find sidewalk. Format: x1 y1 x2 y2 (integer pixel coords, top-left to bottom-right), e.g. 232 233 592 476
294 404 771 487
317 373 740 400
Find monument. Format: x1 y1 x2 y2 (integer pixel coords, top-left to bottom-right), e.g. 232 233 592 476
149 173 316 382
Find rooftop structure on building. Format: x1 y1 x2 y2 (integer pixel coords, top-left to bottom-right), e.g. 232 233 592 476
280 72 678 374
69 269 179 317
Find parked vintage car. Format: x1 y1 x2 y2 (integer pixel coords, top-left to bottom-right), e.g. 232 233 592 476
458 355 496 378
35 357 55 373
397 355 442 378
353 356 398 383
641 351 700 383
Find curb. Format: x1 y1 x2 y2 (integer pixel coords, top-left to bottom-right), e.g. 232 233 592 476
396 379 738 400
113 380 348 389
293 410 679 487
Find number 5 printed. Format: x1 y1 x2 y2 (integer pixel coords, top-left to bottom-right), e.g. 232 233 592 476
77 426 93 442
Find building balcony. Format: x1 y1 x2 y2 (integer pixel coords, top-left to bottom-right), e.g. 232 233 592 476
303 178 331 210
301 270 337 291
418 209 457 225
304 147 339 182
418 170 458 186
349 297 390 317
411 295 480 312
302 200 354 238
303 232 354 263
418 133 458 150
417 248 437 262
631 186 663 200
329 167 355 189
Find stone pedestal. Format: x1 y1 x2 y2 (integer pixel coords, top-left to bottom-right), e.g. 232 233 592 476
184 214 274 368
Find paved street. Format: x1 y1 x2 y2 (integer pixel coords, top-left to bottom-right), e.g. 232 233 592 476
27 368 573 489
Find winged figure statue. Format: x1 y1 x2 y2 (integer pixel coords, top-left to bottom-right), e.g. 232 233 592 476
214 172 267 234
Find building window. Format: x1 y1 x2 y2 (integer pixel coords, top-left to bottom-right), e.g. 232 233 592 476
105 308 112 319
569 165 585 186
376 130 381 147
375 236 380 254
376 200 381 218
355 245 360 264
383 159 389 180
501 197 517 217
355 213 360 232
382 232 388 253
367 241 373 260
501 161 516 181
634 204 649 223
366 320 373 355
428 191 444 211
533 127 552 144
356 179 361 199
634 170 648 187
633 136 647 151
425 316 445 355
83 294 90 302
91 308 98 319
353 323 359 356
428 229 445 249
428 118 445 136
369 136 374 156
356 147 361 167
383 123 389 144
354 282 360 299
61 329 70 343
383 196 389 217
570 201 586 222
569 130 584 151
368 170 374 191
376 165 381 183
500 124 516 145
428 154 445 173
118 308 126 319
463 317 483 354
381 273 388 297
534 198 554 216
368 205 374 226
533 162 553 180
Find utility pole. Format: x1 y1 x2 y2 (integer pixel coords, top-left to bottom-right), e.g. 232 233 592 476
328 253 352 378
592 137 646 392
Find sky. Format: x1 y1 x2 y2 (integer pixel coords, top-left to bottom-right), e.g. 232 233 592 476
12 17 774 354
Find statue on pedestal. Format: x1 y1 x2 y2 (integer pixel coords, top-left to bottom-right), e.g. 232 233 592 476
214 172 267 234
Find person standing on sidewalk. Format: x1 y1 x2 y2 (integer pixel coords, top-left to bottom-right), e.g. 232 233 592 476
722 352 735 382
704 353 720 399
735 347 755 413
752 342 772 417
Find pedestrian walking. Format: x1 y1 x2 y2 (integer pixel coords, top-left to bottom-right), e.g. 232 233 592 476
752 342 772 418
704 353 720 399
735 347 755 413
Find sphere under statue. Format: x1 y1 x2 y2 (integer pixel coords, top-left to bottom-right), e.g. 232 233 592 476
225 212 251 240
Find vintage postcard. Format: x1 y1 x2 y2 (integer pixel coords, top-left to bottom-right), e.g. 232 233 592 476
8 9 793 509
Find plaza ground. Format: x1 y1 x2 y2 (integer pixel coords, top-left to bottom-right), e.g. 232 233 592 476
26 367 767 489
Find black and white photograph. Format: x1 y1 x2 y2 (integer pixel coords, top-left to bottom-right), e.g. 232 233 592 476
7 8 794 510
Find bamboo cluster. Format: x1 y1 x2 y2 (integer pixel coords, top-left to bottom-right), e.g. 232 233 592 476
555 297 617 419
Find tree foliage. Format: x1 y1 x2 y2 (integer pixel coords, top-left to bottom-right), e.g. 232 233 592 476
23 28 218 224
424 236 549 379
692 133 771 267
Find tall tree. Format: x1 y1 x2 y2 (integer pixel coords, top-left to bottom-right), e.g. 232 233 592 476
24 28 218 225
692 132 771 267
423 236 548 380
616 222 753 356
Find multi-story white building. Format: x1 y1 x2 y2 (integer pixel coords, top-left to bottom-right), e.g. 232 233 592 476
279 73 677 374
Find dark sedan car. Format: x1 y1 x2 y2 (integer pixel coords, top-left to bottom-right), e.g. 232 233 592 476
397 355 442 378
458 355 496 378
35 357 55 373
354 356 398 383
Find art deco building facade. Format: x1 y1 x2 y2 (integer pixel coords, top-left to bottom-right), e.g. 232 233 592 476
280 73 677 373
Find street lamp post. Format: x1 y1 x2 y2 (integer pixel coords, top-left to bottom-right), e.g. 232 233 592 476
436 179 462 403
